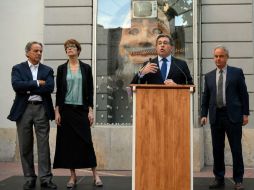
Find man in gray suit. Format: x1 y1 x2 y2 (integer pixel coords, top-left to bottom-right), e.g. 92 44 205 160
8 41 57 189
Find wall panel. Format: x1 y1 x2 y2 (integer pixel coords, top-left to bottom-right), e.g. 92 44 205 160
44 44 91 60
45 7 92 24
202 42 253 58
202 23 252 41
44 25 92 44
202 5 252 22
202 0 252 4
45 0 92 6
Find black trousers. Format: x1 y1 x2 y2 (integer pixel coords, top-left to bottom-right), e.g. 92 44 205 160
211 108 244 183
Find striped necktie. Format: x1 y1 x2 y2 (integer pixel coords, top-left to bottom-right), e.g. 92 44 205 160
217 69 224 108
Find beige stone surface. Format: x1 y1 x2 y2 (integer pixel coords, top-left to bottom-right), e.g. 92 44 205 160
92 126 132 170
0 128 17 161
0 126 253 170
193 127 204 171
204 127 254 167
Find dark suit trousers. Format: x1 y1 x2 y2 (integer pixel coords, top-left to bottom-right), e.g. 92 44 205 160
16 104 53 183
211 108 244 183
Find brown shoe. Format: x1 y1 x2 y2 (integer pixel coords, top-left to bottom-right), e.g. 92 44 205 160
234 182 244 190
209 179 225 189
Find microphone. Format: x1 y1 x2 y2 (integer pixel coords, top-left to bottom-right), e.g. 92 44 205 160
137 58 152 84
171 60 188 84
139 58 152 75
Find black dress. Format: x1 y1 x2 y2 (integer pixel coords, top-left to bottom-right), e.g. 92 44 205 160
53 104 97 168
53 61 97 169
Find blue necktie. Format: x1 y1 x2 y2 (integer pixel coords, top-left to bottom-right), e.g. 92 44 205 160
161 58 167 80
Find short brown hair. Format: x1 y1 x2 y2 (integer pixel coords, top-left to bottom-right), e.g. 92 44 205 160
156 34 174 46
64 39 82 55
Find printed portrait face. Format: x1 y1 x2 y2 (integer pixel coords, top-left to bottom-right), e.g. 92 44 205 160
118 9 171 64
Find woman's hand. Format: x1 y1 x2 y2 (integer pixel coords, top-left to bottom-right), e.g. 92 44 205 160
55 106 61 126
88 107 94 127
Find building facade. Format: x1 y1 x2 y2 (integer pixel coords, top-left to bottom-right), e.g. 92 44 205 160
0 0 253 171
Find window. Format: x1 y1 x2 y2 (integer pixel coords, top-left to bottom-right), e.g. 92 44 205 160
95 0 193 125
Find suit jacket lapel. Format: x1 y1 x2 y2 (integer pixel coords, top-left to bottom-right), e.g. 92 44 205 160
226 66 231 89
212 70 216 86
37 64 43 79
62 63 68 89
211 69 217 98
24 61 33 80
167 56 175 79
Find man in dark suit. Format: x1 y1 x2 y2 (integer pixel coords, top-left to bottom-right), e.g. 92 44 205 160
7 41 57 189
201 46 249 190
131 34 193 85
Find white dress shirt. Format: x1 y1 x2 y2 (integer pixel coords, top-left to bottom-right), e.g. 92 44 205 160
158 55 172 78
28 61 42 101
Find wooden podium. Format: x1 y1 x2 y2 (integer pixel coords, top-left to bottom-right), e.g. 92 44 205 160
131 84 194 190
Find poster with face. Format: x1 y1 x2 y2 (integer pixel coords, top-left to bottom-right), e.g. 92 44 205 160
96 0 191 124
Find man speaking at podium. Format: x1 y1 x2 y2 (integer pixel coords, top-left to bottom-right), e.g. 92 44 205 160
131 34 193 85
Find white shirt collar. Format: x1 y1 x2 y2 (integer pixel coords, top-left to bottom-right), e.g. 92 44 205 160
158 55 172 62
216 65 227 74
28 60 39 68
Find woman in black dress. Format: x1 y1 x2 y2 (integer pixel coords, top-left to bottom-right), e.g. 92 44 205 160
53 39 103 188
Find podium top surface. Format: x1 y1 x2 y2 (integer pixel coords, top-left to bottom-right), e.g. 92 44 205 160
129 84 195 91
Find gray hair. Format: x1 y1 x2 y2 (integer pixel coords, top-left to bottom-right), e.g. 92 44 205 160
214 45 229 57
25 41 43 53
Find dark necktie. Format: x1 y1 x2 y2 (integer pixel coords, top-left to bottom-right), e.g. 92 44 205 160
217 69 224 108
161 58 167 80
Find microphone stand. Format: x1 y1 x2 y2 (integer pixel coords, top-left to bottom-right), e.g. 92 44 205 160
137 58 152 84
171 60 188 84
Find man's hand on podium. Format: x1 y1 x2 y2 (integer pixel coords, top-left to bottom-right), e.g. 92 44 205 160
164 79 177 85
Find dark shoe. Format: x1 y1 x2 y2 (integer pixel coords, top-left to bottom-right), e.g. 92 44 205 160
40 181 57 189
209 179 225 189
234 182 244 190
23 181 36 190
